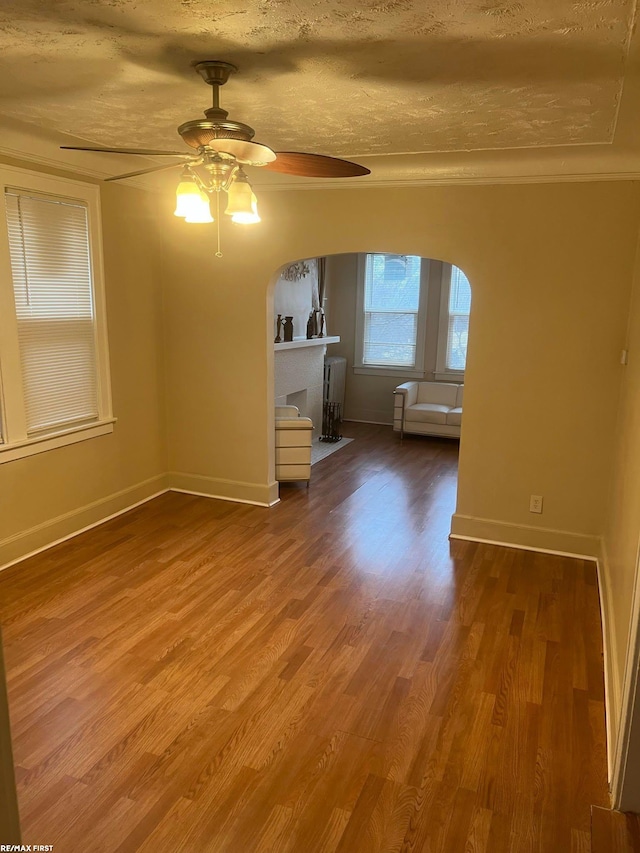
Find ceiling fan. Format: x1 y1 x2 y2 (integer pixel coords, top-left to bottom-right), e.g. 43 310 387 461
62 61 370 254
61 60 371 183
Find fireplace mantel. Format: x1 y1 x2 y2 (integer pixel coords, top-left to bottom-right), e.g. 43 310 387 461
274 337 340 434
274 336 340 351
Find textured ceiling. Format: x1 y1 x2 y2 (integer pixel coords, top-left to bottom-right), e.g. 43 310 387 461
0 0 635 166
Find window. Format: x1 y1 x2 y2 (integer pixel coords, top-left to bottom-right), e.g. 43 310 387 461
0 167 113 463
355 253 428 376
435 264 471 380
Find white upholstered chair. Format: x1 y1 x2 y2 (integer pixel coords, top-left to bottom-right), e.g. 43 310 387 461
393 382 463 439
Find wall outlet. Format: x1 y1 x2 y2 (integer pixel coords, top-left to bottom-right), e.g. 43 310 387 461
529 494 543 514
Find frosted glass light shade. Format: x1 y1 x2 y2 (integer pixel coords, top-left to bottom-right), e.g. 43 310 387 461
184 192 214 224
174 178 203 218
232 192 260 224
225 179 253 217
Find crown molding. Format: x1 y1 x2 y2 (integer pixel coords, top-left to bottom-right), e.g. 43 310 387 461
0 144 152 192
3 142 640 196
254 170 640 192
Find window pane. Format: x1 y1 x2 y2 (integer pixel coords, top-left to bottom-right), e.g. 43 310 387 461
364 342 416 366
364 312 416 345
5 191 99 434
362 254 422 367
365 254 421 311
445 266 471 370
449 266 472 315
446 314 469 370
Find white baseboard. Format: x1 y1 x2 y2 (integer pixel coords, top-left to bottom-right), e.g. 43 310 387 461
450 513 600 559
596 537 621 786
0 470 282 574
168 472 279 507
0 474 170 572
342 418 393 426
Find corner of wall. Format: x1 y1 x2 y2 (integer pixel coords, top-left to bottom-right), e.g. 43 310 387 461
0 474 170 572
596 535 622 785
169 472 279 507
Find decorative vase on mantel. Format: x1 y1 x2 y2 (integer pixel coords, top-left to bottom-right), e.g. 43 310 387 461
283 316 294 342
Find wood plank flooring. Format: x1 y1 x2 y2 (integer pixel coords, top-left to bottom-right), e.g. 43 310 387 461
0 424 610 851
592 806 640 852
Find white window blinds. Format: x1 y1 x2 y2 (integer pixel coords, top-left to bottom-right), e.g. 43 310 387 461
363 254 422 367
445 266 472 371
5 190 99 435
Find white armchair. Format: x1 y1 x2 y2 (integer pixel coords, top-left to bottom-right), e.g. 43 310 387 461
275 406 313 483
393 381 463 439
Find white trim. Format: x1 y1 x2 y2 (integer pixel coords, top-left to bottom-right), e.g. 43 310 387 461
169 471 279 507
449 533 598 562
434 371 464 383
0 478 169 573
256 171 640 192
343 418 393 426
353 366 426 379
595 542 618 786
450 513 600 557
0 475 281 574
0 418 116 463
610 534 640 810
274 336 339 351
169 487 279 508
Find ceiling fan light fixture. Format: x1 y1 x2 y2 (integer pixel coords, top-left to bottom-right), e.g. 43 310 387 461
174 174 204 218
184 192 214 223
232 192 260 224
224 171 254 218
61 61 370 255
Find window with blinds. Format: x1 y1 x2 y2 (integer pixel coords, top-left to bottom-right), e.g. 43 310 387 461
5 191 99 435
362 254 422 368
444 266 472 371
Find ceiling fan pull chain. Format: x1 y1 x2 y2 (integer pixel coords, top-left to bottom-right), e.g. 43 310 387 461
215 190 223 258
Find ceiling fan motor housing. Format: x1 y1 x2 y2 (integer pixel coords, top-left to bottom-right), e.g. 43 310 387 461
178 118 256 149
179 60 256 150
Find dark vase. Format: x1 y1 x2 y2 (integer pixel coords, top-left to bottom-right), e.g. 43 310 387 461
283 316 294 342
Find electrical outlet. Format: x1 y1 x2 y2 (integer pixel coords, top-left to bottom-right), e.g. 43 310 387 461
529 494 543 514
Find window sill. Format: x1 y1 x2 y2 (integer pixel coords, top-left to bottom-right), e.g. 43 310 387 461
0 418 116 464
354 366 426 379
434 371 465 383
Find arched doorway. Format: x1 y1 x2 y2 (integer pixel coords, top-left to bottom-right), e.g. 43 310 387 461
268 251 473 519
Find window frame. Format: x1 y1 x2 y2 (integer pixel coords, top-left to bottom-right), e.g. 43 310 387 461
0 166 114 464
434 263 470 382
354 253 429 378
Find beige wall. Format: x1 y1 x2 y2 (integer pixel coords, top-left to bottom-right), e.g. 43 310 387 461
159 181 640 555
0 158 167 567
324 253 449 424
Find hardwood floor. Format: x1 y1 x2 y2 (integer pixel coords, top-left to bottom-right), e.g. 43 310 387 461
592 806 640 852
0 423 609 851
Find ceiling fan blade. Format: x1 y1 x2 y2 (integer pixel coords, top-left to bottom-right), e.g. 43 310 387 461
61 146 188 156
206 138 276 166
264 152 370 178
105 162 186 182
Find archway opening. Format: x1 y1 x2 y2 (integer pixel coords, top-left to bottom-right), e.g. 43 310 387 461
269 251 473 526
